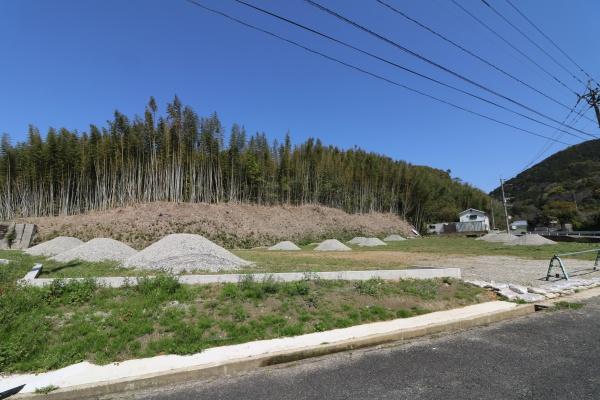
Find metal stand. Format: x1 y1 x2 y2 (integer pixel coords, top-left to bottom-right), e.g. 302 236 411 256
546 255 569 281
546 249 600 281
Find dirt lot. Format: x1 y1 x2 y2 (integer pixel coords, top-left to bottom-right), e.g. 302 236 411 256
19 202 413 249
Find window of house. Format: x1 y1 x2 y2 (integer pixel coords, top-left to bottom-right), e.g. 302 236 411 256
469 215 478 220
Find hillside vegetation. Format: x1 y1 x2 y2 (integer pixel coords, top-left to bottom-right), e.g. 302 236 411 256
0 97 489 230
491 139 600 229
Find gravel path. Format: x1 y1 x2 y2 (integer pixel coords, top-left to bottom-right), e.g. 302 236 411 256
413 255 600 286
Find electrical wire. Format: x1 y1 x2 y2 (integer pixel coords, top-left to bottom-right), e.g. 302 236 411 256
480 0 585 87
184 0 573 146
303 0 597 139
229 0 587 141
449 0 579 96
504 0 596 85
375 0 596 125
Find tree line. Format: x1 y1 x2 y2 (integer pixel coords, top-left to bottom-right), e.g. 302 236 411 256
0 96 491 230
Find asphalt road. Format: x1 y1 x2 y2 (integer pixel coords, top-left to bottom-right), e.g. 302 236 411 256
112 298 600 400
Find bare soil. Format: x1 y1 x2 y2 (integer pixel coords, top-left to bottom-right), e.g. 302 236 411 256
20 202 412 249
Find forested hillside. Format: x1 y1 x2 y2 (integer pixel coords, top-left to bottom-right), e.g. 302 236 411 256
0 96 490 230
491 139 600 229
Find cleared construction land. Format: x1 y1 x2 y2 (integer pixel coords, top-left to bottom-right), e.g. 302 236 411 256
18 203 413 249
10 236 599 280
2 231 600 375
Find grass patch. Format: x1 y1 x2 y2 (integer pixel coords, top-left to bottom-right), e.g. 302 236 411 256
553 301 584 310
0 274 491 373
34 385 59 394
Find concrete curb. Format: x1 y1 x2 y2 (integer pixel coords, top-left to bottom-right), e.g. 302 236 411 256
19 267 462 288
11 302 534 399
536 286 600 308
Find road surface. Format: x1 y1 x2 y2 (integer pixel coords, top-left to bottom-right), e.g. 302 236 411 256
112 297 600 399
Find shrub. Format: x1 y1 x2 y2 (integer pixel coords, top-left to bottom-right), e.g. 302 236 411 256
136 274 181 298
44 278 97 305
354 278 383 297
284 281 310 296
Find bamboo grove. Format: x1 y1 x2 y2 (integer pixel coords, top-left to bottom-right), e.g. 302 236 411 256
0 97 491 229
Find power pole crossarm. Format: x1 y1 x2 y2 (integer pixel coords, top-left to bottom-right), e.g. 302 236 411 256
580 84 600 128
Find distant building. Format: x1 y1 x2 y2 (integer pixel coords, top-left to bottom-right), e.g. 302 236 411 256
427 223 447 235
456 208 490 232
427 209 490 234
510 220 528 235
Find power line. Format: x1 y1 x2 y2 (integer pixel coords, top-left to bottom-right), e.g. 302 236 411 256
229 0 587 141
375 0 597 126
513 102 588 178
504 0 596 85
480 0 585 87
183 0 573 146
303 0 597 139
449 0 579 96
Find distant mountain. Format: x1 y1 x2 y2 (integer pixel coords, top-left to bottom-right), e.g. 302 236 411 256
490 139 600 230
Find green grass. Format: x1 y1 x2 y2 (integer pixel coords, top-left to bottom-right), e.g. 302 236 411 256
553 301 584 310
0 250 151 279
34 385 59 394
0 272 490 373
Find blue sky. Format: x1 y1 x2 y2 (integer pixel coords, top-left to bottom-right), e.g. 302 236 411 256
1 0 598 192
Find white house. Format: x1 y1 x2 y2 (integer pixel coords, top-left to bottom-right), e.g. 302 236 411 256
457 208 490 232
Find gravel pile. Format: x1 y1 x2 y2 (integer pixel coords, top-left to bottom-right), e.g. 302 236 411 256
268 241 301 251
51 238 137 263
357 237 387 247
125 233 252 272
314 239 351 251
384 234 405 241
505 234 557 246
476 232 517 244
348 237 367 245
25 236 84 257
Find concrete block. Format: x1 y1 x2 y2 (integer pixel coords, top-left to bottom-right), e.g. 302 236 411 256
496 288 519 301
508 284 528 294
528 287 548 295
515 292 545 303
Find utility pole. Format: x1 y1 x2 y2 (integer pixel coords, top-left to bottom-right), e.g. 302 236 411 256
500 179 511 235
490 197 496 230
579 83 600 128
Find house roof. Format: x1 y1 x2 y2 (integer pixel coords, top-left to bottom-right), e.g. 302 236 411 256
512 220 528 225
458 208 487 216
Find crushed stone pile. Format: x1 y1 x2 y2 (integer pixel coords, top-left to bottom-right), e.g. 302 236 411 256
476 232 517 244
125 233 252 272
348 237 367 245
268 241 301 251
51 238 137 263
383 234 405 242
25 236 84 257
314 239 352 251
505 234 556 246
357 237 387 247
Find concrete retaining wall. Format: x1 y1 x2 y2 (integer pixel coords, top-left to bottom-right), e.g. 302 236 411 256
20 267 461 288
